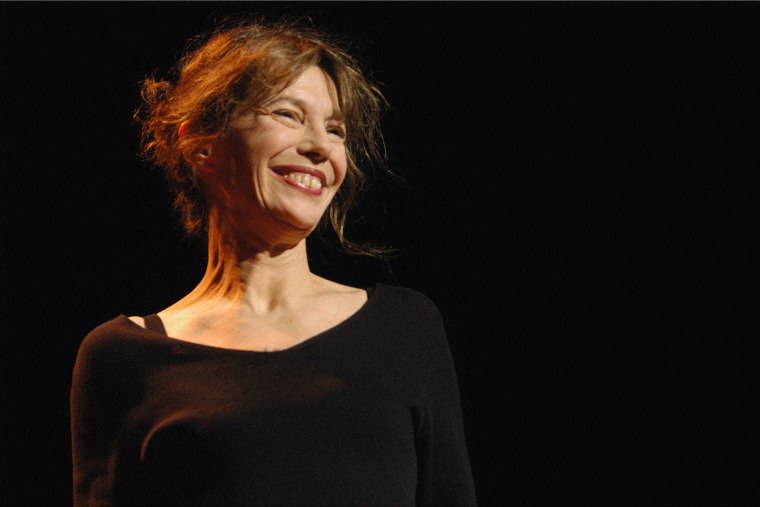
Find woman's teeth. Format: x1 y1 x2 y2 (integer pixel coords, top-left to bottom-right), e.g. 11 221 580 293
283 172 322 189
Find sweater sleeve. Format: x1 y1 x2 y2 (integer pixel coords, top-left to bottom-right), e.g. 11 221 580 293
70 321 130 506
414 303 478 506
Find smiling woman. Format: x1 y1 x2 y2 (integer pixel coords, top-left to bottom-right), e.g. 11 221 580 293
201 66 348 245
69 15 477 507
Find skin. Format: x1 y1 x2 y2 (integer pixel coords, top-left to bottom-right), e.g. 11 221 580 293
129 66 368 352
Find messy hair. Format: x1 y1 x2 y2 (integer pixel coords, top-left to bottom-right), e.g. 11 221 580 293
135 16 390 255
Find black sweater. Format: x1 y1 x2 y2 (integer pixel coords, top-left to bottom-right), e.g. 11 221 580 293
70 283 477 506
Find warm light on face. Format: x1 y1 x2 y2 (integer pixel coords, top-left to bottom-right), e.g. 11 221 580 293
205 66 349 246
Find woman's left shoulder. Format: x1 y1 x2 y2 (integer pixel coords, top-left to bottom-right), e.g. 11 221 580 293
374 283 440 307
370 283 445 326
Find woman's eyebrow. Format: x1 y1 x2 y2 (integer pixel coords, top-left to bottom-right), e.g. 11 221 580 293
268 96 344 121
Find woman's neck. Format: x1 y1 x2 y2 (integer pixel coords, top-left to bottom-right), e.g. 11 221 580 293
165 221 318 315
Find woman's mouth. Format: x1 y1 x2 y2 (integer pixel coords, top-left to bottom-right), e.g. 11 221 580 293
270 166 327 195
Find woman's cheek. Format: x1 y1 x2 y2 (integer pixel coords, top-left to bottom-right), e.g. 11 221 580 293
335 150 349 186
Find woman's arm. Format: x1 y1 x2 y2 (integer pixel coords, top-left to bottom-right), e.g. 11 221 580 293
415 308 478 506
70 320 130 506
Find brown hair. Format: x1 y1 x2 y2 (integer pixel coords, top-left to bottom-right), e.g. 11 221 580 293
135 16 391 255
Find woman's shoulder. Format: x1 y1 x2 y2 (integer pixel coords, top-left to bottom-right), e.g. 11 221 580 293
74 314 155 368
372 283 443 318
80 313 144 343
365 283 448 351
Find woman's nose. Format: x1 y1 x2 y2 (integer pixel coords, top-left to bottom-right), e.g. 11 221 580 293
297 125 333 164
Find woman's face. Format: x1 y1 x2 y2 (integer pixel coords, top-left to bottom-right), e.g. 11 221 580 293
203 65 348 248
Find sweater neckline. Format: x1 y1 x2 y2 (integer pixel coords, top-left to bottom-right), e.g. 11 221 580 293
120 283 382 355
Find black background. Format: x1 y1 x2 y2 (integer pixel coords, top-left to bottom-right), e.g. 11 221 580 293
1 2 757 506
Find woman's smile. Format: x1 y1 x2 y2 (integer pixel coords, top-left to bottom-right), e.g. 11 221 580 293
270 165 327 195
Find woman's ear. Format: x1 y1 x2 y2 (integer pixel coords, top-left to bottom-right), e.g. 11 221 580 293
178 121 215 173
178 121 191 140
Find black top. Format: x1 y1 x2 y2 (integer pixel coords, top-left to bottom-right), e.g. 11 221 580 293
70 283 477 506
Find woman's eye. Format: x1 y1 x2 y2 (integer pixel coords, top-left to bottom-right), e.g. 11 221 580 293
328 126 347 139
274 110 299 121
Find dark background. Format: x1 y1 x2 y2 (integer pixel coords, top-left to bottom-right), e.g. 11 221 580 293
1 2 757 505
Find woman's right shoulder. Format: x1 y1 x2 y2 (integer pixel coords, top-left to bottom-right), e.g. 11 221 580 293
71 315 155 416
75 315 150 367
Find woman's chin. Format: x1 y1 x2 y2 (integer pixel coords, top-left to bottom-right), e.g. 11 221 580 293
273 211 323 237
274 203 326 226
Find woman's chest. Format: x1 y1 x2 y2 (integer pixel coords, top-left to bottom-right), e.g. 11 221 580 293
122 355 418 503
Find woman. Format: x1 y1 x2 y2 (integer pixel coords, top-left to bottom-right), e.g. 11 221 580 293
70 18 477 506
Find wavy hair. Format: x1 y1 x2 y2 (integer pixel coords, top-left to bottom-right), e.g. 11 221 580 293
134 16 391 256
